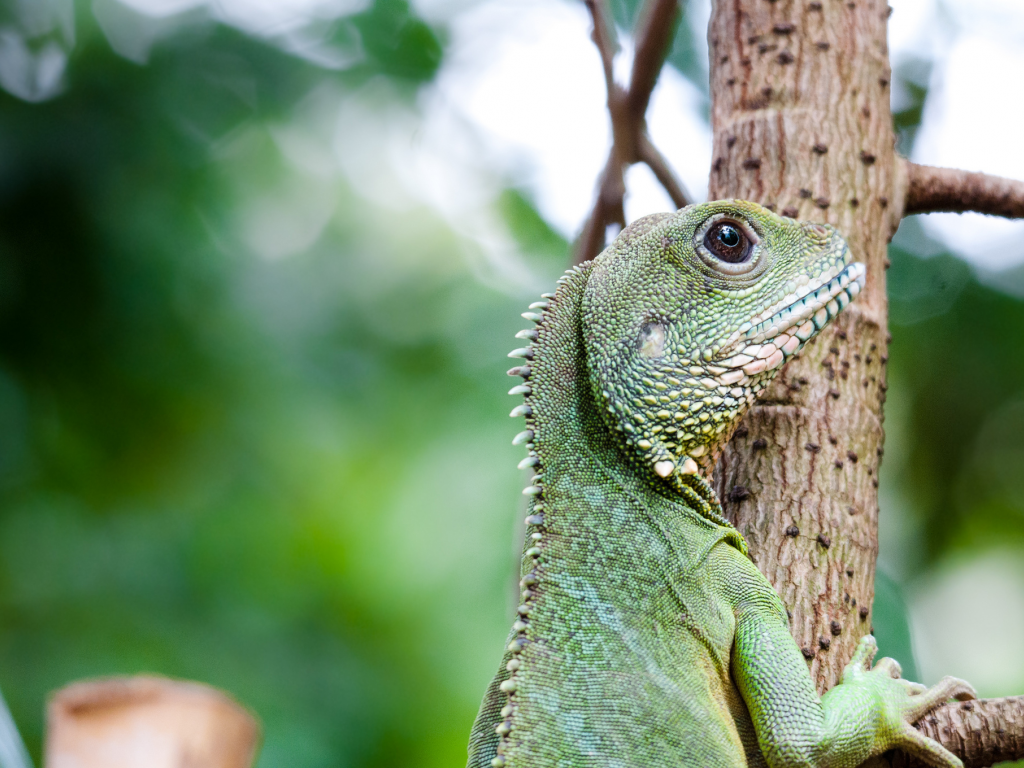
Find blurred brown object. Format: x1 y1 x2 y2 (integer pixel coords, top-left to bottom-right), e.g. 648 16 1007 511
44 676 260 768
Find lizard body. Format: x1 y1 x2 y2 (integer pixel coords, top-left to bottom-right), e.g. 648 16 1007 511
468 201 973 768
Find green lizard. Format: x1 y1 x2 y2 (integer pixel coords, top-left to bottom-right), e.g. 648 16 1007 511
467 200 974 768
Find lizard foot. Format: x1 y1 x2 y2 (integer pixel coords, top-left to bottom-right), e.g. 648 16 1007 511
841 635 977 768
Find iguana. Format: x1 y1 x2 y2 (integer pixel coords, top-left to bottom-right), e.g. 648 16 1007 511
467 200 974 768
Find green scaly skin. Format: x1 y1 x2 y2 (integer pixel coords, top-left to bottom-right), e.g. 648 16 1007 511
467 201 975 768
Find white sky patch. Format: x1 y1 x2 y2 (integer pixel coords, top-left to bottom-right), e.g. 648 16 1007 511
908 551 1024 695
893 0 1024 271
424 0 711 239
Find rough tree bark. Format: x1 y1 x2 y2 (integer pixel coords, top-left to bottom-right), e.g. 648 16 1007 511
576 1 1024 765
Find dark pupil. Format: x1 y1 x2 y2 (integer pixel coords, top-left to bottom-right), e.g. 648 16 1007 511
718 226 740 247
704 221 750 263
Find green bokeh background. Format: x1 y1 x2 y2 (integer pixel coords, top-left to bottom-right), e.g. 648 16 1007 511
0 1 1021 765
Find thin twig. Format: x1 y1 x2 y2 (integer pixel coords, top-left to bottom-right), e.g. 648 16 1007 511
904 161 1024 219
637 132 691 209
574 0 685 265
627 0 681 118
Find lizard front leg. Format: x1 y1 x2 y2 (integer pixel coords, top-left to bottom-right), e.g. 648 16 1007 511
718 545 975 768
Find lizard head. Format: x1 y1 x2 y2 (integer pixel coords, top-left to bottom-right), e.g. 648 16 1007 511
581 199 865 481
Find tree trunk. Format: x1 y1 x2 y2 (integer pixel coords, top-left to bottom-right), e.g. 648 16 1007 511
703 0 1024 765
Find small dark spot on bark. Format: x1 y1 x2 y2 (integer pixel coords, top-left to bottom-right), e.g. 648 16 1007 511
786 524 799 537
879 197 889 208
813 143 828 154
817 533 831 548
861 105 871 119
782 207 799 218
872 479 879 488
877 446 884 457
815 197 830 209
847 451 858 463
848 506 857 515
851 598 856 606
734 425 749 439
786 608 793 620
714 157 724 172
801 647 815 659
860 151 877 165
728 485 750 503
850 198 859 207
879 77 890 87
844 593 850 603
753 438 768 450
961 702 974 711
834 460 844 469
773 22 795 33
758 43 771 53
847 2 855 8
726 134 737 148
837 330 847 340
828 436 838 445
830 620 842 636
743 158 762 169
765 203 777 211
816 41 830 50
805 443 820 453
838 369 846 379
809 1 822 9
846 568 854 577
778 51 794 64
929 717 939 725
829 346 840 355
829 388 840 399
827 368 835 380
799 188 812 198
727 77 736 86
865 356 873 364
819 636 831 650
859 606 869 619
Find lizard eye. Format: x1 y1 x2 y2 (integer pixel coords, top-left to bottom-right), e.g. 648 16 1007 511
693 214 762 276
704 221 752 263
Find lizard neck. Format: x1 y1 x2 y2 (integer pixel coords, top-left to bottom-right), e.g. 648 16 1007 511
512 261 746 555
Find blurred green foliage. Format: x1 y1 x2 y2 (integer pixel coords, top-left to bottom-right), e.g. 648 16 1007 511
0 1 1020 766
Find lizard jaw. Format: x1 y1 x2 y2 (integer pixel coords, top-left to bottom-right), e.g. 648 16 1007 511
713 260 866 382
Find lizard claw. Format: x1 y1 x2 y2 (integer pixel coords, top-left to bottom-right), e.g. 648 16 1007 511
842 634 878 680
898 722 963 768
893 676 976 768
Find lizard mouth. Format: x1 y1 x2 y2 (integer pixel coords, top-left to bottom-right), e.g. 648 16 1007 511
713 261 866 381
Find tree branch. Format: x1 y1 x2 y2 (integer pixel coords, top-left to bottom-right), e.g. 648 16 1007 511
637 132 690 209
894 697 1024 768
903 161 1024 219
627 0 681 118
574 0 685 264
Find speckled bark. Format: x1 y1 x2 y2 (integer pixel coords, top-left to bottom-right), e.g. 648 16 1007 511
704 0 1024 764
707 0 893 693
897 697 1024 768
